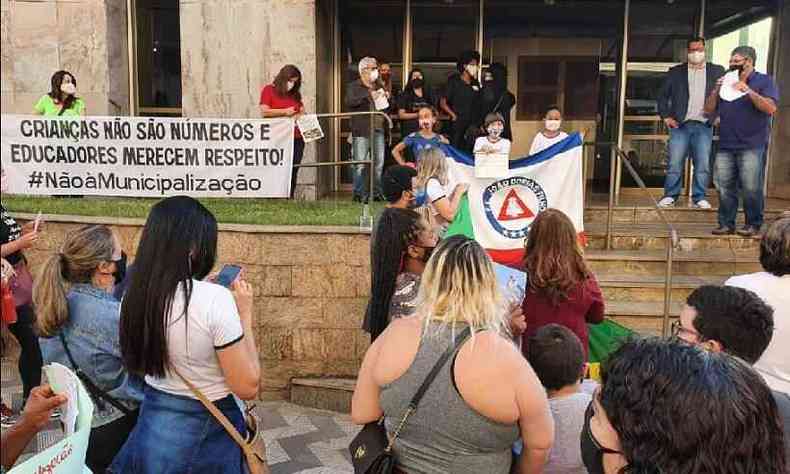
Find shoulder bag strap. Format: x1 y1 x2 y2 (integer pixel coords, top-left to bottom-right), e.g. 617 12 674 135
172 366 251 456
386 326 472 449
58 332 132 416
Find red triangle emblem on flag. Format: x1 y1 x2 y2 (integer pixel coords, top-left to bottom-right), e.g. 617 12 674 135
497 188 535 221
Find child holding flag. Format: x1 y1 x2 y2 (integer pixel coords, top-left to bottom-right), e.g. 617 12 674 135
474 112 511 159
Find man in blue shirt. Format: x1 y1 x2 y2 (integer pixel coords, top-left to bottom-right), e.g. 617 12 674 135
705 46 779 237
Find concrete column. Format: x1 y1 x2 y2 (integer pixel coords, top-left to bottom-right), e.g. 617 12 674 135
179 0 318 199
768 0 790 199
0 0 129 115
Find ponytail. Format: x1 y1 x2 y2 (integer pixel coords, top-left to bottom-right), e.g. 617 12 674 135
34 253 70 337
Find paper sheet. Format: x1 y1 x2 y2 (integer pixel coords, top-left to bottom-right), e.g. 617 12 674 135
492 262 527 306
296 114 325 143
719 70 748 102
43 363 79 436
475 153 509 178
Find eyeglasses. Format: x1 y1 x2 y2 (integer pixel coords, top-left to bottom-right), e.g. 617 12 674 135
670 320 700 340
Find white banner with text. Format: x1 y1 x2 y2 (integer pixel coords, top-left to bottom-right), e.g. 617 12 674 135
1 115 294 198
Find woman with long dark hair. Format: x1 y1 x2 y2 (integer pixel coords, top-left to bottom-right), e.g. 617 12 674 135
110 196 260 474
398 68 436 138
34 225 142 473
33 70 86 116
521 209 604 359
260 64 305 198
584 338 786 473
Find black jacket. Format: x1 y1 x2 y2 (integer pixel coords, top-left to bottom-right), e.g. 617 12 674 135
345 79 386 138
657 62 726 122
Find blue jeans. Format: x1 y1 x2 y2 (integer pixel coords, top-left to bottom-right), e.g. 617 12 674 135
663 121 713 202
109 385 245 474
713 147 766 229
352 131 385 199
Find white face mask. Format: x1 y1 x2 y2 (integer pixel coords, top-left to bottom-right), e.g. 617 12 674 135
60 82 76 96
368 69 379 81
465 64 478 77
545 119 562 132
287 81 296 91
688 51 706 65
488 124 503 138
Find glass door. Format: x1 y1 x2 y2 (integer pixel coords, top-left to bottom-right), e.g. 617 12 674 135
133 0 182 117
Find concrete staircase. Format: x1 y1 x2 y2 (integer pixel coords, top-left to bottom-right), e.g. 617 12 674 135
290 204 785 413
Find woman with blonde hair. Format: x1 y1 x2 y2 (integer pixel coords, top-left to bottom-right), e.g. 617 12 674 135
34 224 143 473
415 148 468 235
521 209 604 359
352 235 554 474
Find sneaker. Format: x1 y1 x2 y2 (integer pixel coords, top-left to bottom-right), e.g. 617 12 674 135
0 403 18 428
712 226 735 235
693 199 712 209
657 196 676 208
736 225 761 237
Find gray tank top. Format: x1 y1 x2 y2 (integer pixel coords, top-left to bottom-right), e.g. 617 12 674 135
380 323 520 474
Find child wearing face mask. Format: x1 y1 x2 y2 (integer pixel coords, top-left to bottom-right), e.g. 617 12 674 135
392 106 449 166
529 106 569 155
473 112 511 159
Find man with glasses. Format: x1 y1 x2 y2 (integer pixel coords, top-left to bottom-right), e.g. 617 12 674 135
673 284 789 461
346 57 388 203
657 37 725 210
705 45 779 237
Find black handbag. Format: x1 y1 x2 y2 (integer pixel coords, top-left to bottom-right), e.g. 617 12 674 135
349 326 472 474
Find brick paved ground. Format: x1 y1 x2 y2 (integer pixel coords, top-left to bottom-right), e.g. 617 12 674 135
1 358 357 473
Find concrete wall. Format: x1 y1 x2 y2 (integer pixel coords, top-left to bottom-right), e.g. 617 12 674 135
178 0 320 199
15 215 371 401
0 0 130 115
768 0 790 199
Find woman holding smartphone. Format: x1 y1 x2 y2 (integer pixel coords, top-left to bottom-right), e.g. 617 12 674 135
111 196 260 473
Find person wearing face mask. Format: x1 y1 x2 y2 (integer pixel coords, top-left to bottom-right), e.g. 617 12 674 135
705 45 779 237
35 225 144 473
392 106 448 166
346 57 388 202
260 65 305 199
34 70 86 116
387 210 437 321
397 68 436 138
656 37 725 210
379 62 394 103
529 106 569 156
480 63 515 141
582 338 786 474
1 168 44 417
440 50 482 152
474 112 511 159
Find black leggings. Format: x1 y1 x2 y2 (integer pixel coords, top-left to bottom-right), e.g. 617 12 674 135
7 304 42 401
86 410 139 473
291 137 306 198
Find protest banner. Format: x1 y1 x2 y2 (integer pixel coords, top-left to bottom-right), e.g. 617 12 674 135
1 115 294 198
9 363 94 474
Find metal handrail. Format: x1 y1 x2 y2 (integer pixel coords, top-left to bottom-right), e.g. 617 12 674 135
291 111 393 199
607 145 679 337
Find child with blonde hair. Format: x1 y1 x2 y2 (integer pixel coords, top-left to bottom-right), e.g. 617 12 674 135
415 148 468 235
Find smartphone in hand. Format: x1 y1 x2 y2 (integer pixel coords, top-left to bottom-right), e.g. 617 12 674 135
216 264 242 288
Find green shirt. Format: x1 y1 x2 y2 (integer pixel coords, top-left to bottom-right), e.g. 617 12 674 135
34 95 86 117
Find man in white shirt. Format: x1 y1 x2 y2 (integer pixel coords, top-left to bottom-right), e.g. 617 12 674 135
726 216 790 393
529 106 568 155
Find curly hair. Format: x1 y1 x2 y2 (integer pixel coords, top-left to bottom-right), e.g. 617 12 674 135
600 338 786 474
759 216 790 276
456 50 481 73
687 285 774 364
524 209 589 305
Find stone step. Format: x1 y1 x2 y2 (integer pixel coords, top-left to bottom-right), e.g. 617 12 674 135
291 377 354 414
584 206 785 225
585 222 762 251
606 301 681 337
597 273 725 303
586 248 761 277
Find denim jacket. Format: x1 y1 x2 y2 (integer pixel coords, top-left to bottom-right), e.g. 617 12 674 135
39 284 145 427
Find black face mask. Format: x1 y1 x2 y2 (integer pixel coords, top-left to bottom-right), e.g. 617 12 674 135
411 79 424 89
112 251 127 285
729 63 745 73
580 401 621 474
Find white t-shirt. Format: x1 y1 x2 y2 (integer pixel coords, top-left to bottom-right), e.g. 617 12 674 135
425 177 450 234
473 136 511 157
529 131 569 155
726 272 790 393
145 279 244 401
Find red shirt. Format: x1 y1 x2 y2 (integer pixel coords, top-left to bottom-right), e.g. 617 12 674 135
520 276 605 360
259 84 303 138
